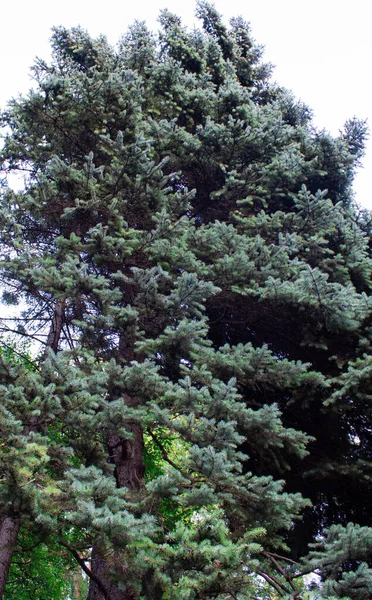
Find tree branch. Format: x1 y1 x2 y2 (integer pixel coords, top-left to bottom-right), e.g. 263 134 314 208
146 428 185 475
62 543 109 599
257 570 291 596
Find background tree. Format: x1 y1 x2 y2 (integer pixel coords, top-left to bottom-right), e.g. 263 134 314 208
0 2 371 598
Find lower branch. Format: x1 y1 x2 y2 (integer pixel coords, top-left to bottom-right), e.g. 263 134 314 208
63 543 109 599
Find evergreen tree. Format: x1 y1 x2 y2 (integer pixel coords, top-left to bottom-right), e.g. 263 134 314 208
0 3 370 598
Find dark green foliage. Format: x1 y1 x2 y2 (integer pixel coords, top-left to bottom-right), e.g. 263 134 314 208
4 527 87 600
0 2 371 598
303 523 372 599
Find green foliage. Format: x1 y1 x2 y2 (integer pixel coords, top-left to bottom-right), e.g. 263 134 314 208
159 507 265 599
143 429 193 531
0 2 370 598
4 527 86 600
303 523 372 600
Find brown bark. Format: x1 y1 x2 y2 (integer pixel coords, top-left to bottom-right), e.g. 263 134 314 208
108 426 145 489
87 419 145 600
0 516 20 598
73 570 82 600
43 298 66 358
87 546 137 600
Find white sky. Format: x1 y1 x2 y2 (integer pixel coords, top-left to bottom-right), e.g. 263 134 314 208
1 0 371 207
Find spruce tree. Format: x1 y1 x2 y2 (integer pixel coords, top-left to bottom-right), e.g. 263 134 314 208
0 3 371 598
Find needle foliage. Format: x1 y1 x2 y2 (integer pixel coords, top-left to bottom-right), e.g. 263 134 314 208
0 3 371 598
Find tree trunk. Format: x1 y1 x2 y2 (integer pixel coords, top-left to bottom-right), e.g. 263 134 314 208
108 425 145 490
87 546 137 600
0 516 20 598
87 423 145 600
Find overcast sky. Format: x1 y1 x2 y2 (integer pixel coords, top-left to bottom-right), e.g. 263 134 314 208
1 0 371 207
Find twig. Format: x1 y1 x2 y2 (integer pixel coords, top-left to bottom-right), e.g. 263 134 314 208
263 551 298 566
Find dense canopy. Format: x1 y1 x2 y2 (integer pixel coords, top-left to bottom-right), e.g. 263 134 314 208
0 3 371 598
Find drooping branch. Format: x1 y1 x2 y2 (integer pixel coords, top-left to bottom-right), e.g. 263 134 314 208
62 544 109 600
257 569 292 596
